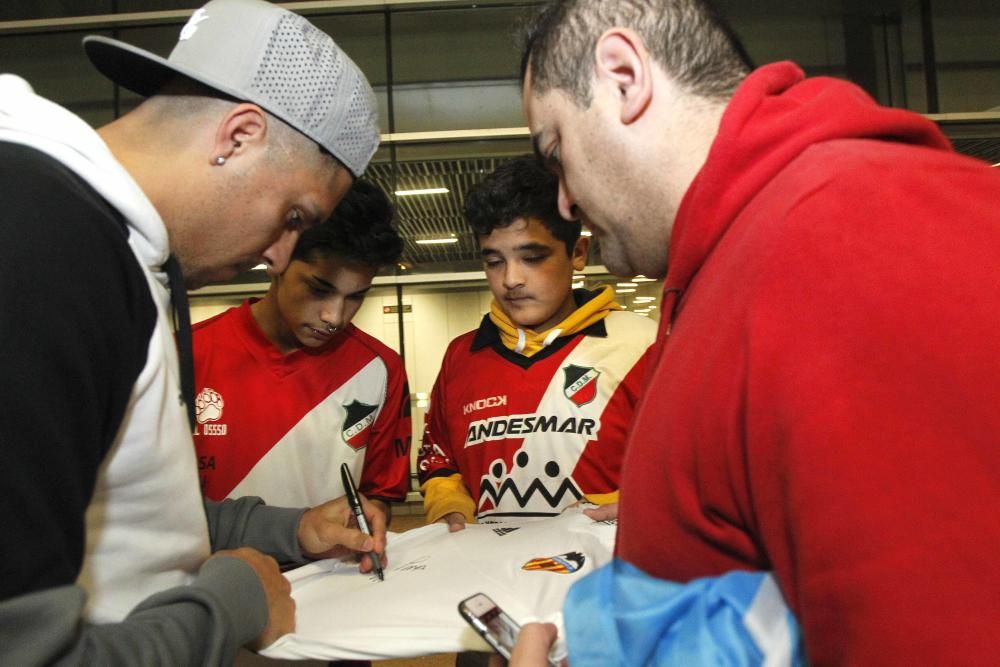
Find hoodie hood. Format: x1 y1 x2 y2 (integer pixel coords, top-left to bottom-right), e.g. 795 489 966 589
663 62 951 312
0 74 169 275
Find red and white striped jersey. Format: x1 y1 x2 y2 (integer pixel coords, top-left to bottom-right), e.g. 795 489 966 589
192 300 411 507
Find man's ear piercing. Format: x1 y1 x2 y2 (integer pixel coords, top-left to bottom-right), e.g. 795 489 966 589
215 156 226 166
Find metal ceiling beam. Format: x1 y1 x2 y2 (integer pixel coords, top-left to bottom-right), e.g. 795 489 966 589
381 127 528 143
189 263 613 298
927 112 1000 124
0 0 537 34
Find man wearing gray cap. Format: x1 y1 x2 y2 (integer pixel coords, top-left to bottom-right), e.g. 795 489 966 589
0 0 385 663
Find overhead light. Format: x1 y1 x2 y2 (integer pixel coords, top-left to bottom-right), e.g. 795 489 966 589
616 282 638 288
632 276 656 282
395 187 450 196
252 264 267 271
571 281 585 289
634 296 656 303
615 288 636 294
415 236 459 245
573 275 586 280
580 229 593 237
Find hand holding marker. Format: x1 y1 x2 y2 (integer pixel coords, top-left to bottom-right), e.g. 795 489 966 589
340 462 385 581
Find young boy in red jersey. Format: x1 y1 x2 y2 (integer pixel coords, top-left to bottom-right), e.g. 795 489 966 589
417 155 656 529
193 181 411 521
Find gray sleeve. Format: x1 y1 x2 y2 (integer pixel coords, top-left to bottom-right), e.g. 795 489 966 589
0 556 266 666
205 497 309 566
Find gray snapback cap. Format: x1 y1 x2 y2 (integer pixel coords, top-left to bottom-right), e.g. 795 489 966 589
83 0 379 177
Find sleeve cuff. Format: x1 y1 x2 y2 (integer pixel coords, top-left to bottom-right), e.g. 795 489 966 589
421 473 477 524
583 490 620 505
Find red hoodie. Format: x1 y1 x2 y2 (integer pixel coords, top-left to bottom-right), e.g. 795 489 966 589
618 61 1000 665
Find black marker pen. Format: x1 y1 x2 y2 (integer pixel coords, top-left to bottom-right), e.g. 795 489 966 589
340 462 384 581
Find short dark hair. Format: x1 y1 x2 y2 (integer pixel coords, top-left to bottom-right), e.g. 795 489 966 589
291 180 402 270
464 154 581 255
520 0 753 106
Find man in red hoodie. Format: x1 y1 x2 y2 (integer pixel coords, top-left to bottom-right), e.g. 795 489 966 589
516 0 1000 665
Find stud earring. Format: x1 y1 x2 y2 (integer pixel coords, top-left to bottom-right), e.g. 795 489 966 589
215 156 226 166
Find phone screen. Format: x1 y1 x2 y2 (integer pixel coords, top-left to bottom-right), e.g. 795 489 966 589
458 593 521 658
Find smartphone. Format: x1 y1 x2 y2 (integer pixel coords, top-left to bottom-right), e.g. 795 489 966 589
458 593 522 659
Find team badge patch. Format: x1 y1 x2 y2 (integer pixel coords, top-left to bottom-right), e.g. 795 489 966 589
522 551 585 574
563 365 600 406
195 387 224 423
342 400 378 450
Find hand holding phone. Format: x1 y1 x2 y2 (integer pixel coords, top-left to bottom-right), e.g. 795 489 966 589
458 593 560 666
459 593 521 659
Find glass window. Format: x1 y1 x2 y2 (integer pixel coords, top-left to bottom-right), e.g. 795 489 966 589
1 0 111 21
0 29 116 126
899 2 931 113
388 6 534 132
719 0 933 111
719 0 847 77
932 0 1000 112
114 0 206 11
308 12 391 134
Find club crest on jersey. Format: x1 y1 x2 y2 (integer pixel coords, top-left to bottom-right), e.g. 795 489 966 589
522 551 585 574
194 387 227 435
196 387 224 423
563 365 600 406
342 400 378 450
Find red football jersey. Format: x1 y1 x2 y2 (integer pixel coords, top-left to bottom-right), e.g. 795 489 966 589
192 300 411 507
418 309 655 521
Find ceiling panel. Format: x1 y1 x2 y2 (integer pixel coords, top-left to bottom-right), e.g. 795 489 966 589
949 136 1000 165
367 156 508 270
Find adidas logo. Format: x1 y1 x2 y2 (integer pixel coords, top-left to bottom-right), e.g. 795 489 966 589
492 527 521 536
